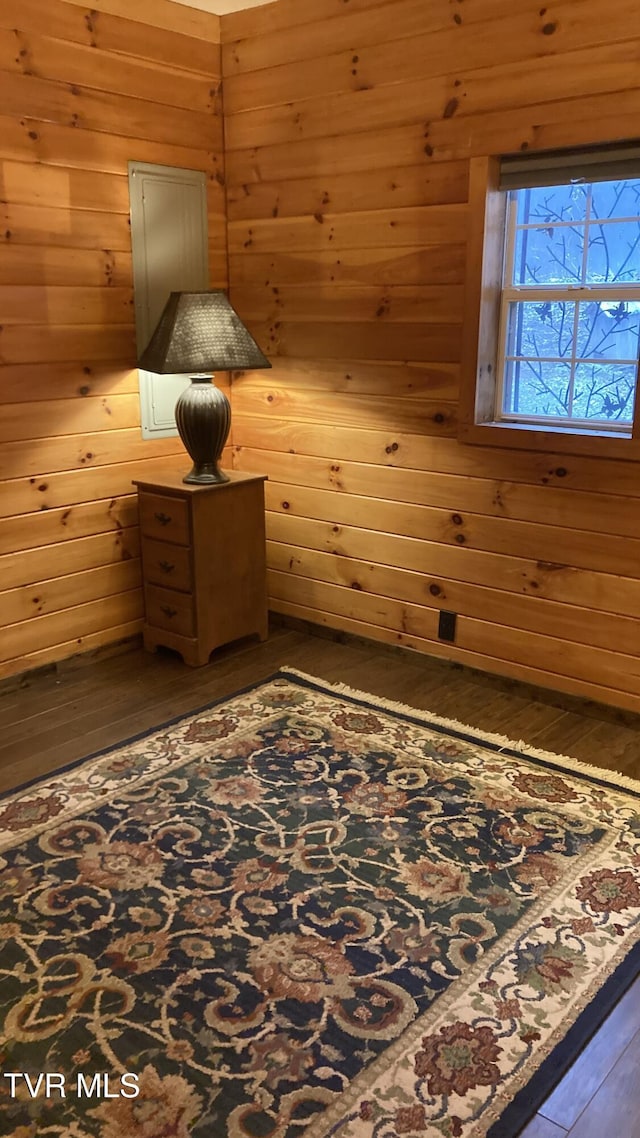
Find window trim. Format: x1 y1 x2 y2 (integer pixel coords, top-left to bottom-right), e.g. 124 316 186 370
459 155 640 459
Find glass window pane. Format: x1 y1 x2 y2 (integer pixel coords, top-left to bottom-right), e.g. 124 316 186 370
506 301 575 359
586 218 640 284
572 363 637 423
591 179 640 220
503 360 572 418
501 179 640 433
516 183 588 225
576 300 640 360
513 223 584 286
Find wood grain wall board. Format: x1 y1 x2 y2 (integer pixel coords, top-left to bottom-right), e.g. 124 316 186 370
265 511 640 621
225 124 440 187
222 0 559 45
0 115 222 180
268 595 640 714
223 72 452 153
228 205 468 254
0 71 219 152
209 253 232 291
0 528 140 591
224 42 640 149
226 161 469 222
222 7 638 124
1 203 132 250
0 363 138 403
0 28 219 115
232 415 640 499
0 324 136 365
0 455 187 520
233 386 457 436
0 590 143 664
243 320 463 365
223 0 441 77
232 284 465 325
238 446 640 541
60 0 220 43
233 359 460 399
258 480 640 581
521 103 640 158
0 618 143 682
0 560 142 627
0 247 133 289
0 430 184 481
228 246 467 287
0 496 138 555
266 540 640 657
0 286 133 326
0 160 131 215
226 86 640 186
267 570 640 698
222 0 400 43
419 89 640 166
222 0 591 50
0 394 143 443
222 0 638 81
0 0 221 74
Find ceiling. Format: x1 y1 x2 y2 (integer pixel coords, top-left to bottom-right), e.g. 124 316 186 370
170 0 273 12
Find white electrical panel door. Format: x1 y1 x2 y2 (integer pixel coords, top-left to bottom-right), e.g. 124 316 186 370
129 162 209 439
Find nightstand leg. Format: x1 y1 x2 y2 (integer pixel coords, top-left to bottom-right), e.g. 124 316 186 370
180 645 212 667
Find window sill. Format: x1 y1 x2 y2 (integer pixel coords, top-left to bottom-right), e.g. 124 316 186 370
459 419 640 460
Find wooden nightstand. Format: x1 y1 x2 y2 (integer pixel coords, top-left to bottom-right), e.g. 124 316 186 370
132 471 268 666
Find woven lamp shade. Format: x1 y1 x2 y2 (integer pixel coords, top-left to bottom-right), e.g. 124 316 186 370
138 291 271 485
138 291 271 374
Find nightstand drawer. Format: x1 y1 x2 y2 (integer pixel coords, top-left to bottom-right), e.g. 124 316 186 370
141 539 192 592
145 584 195 637
139 493 190 545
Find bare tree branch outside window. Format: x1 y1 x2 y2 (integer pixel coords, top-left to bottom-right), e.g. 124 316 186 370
497 178 640 431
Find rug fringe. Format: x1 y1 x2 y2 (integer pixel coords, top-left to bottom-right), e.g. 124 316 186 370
278 667 640 793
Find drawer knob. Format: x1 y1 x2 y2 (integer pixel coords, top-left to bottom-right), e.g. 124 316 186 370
154 511 172 526
158 560 175 574
160 605 177 618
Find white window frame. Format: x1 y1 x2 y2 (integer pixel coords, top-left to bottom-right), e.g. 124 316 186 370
460 151 640 460
494 188 640 436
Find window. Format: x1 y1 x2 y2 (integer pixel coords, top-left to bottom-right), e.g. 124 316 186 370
460 147 640 458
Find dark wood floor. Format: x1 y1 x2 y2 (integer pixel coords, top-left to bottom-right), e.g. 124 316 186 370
2 623 640 1136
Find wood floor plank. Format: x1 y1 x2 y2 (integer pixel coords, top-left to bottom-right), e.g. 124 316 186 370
0 629 304 790
0 644 182 731
564 1027 640 1137
542 976 640 1130
521 712 608 761
568 720 640 771
494 699 568 742
520 1115 568 1138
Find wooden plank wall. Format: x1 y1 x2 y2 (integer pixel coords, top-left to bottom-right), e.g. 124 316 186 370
0 0 226 680
222 0 640 713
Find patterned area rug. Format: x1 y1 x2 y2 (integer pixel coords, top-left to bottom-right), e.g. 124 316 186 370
1 669 640 1138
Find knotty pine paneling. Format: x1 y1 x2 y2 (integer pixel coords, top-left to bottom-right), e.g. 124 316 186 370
224 0 640 711
0 0 226 681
